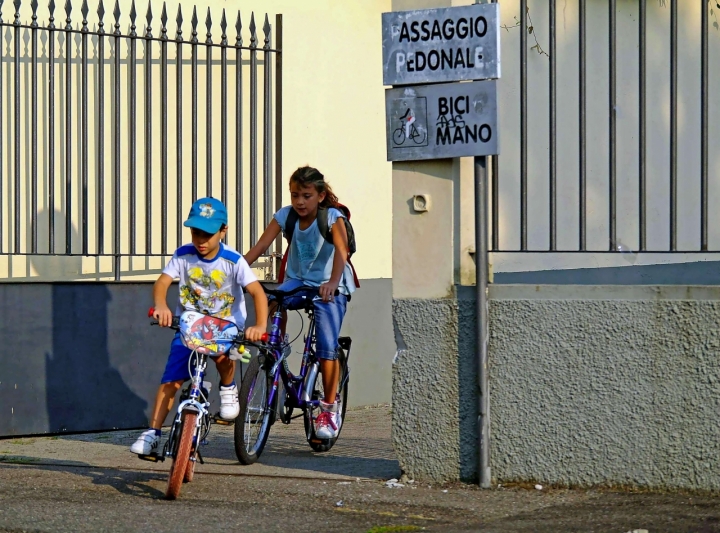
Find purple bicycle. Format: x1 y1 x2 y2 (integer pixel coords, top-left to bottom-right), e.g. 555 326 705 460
234 284 352 464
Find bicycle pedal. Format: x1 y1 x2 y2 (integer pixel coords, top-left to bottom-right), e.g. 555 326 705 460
213 415 235 426
137 453 164 463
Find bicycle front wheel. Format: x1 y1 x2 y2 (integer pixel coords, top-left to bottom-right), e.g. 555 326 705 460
234 355 273 465
166 410 197 500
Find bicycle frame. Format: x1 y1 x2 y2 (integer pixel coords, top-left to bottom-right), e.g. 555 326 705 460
163 350 211 460
262 303 322 415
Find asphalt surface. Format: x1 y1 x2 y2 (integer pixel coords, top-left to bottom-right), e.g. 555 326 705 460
1 406 719 533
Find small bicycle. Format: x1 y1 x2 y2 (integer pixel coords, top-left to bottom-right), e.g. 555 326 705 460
147 307 266 500
234 284 352 464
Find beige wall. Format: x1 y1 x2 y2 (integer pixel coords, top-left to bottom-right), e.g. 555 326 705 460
0 0 393 281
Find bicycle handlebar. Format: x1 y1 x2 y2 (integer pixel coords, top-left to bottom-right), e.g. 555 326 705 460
261 283 340 299
147 307 269 343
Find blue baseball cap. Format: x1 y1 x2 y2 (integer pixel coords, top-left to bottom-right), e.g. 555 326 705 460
184 197 228 234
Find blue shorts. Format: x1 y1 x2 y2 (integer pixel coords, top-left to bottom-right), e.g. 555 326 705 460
272 279 348 361
160 333 196 384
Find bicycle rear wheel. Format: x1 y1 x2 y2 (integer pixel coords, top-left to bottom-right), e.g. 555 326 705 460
166 410 197 500
234 355 273 465
304 348 349 453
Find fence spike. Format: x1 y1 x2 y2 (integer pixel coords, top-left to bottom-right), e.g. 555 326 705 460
220 8 226 45
31 0 40 26
205 6 211 44
129 0 136 36
235 10 242 47
64 0 71 30
81 0 88 30
249 11 256 48
112 0 120 34
175 3 182 40
14 0 21 25
49 0 56 28
97 0 105 31
262 12 270 49
0 0 4 24
145 0 151 37
190 5 197 43
160 1 167 40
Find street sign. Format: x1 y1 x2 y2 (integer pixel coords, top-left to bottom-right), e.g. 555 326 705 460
385 80 498 162
382 3 500 86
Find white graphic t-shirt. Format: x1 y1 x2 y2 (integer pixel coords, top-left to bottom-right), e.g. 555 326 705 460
163 243 257 327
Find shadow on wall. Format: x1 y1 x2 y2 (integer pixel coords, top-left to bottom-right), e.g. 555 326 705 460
30 212 148 433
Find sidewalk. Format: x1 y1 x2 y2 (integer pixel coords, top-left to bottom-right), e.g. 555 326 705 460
0 404 399 481
1 405 719 533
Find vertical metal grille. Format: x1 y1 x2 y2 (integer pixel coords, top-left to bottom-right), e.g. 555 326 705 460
0 0 283 278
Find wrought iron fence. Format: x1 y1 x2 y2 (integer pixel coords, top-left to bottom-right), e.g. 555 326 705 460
0 0 281 279
490 0 715 255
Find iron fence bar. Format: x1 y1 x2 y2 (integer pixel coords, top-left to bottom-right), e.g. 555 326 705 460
64 0 72 254
249 12 257 246
129 0 137 254
205 8 212 198
263 14 271 230
48 0 56 254
220 9 227 219
145 2 152 254
608 0 616 250
701 0 708 251
274 13 282 271
81 0 89 255
578 0 586 251
14 0 20 254
235 11 243 253
639 0 646 251
548 0 556 251
669 0 677 251
113 0 120 278
176 5 183 248
97 0 105 254
31 0 39 253
191 6 197 201
160 2 167 254
0 0 4 254
519 0 527 251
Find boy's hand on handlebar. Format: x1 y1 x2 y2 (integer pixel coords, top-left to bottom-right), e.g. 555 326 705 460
319 280 340 302
244 325 266 342
153 305 174 327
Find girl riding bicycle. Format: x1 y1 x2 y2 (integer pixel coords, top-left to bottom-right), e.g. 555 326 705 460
245 166 357 439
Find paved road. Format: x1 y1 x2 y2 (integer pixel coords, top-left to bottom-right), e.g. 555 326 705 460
1 406 719 532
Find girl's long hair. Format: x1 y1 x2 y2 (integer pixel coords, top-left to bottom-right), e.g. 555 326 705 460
289 166 339 209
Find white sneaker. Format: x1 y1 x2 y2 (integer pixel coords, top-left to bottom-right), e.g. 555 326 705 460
315 400 339 439
219 383 240 420
130 429 160 455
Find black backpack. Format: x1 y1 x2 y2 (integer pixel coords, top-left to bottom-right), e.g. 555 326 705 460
279 205 359 287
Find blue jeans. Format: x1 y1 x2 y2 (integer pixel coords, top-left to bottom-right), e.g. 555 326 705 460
272 279 348 361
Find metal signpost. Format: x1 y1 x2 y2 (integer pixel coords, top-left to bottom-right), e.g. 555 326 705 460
382 2 499 488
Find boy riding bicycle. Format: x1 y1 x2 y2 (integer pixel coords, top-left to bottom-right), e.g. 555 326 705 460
130 197 268 456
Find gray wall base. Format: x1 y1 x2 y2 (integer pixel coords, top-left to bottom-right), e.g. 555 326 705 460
392 285 720 490
0 279 394 437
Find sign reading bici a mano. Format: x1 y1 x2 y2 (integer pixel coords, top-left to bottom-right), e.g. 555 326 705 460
385 80 498 161
382 3 500 86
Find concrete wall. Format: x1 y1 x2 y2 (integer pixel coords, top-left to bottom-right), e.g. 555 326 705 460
0 279 393 436
393 284 720 491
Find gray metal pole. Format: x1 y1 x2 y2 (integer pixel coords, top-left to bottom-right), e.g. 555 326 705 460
475 155 490 488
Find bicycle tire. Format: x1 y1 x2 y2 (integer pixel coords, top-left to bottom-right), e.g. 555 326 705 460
234 356 273 465
392 128 405 145
183 455 195 483
166 410 197 500
304 348 349 453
